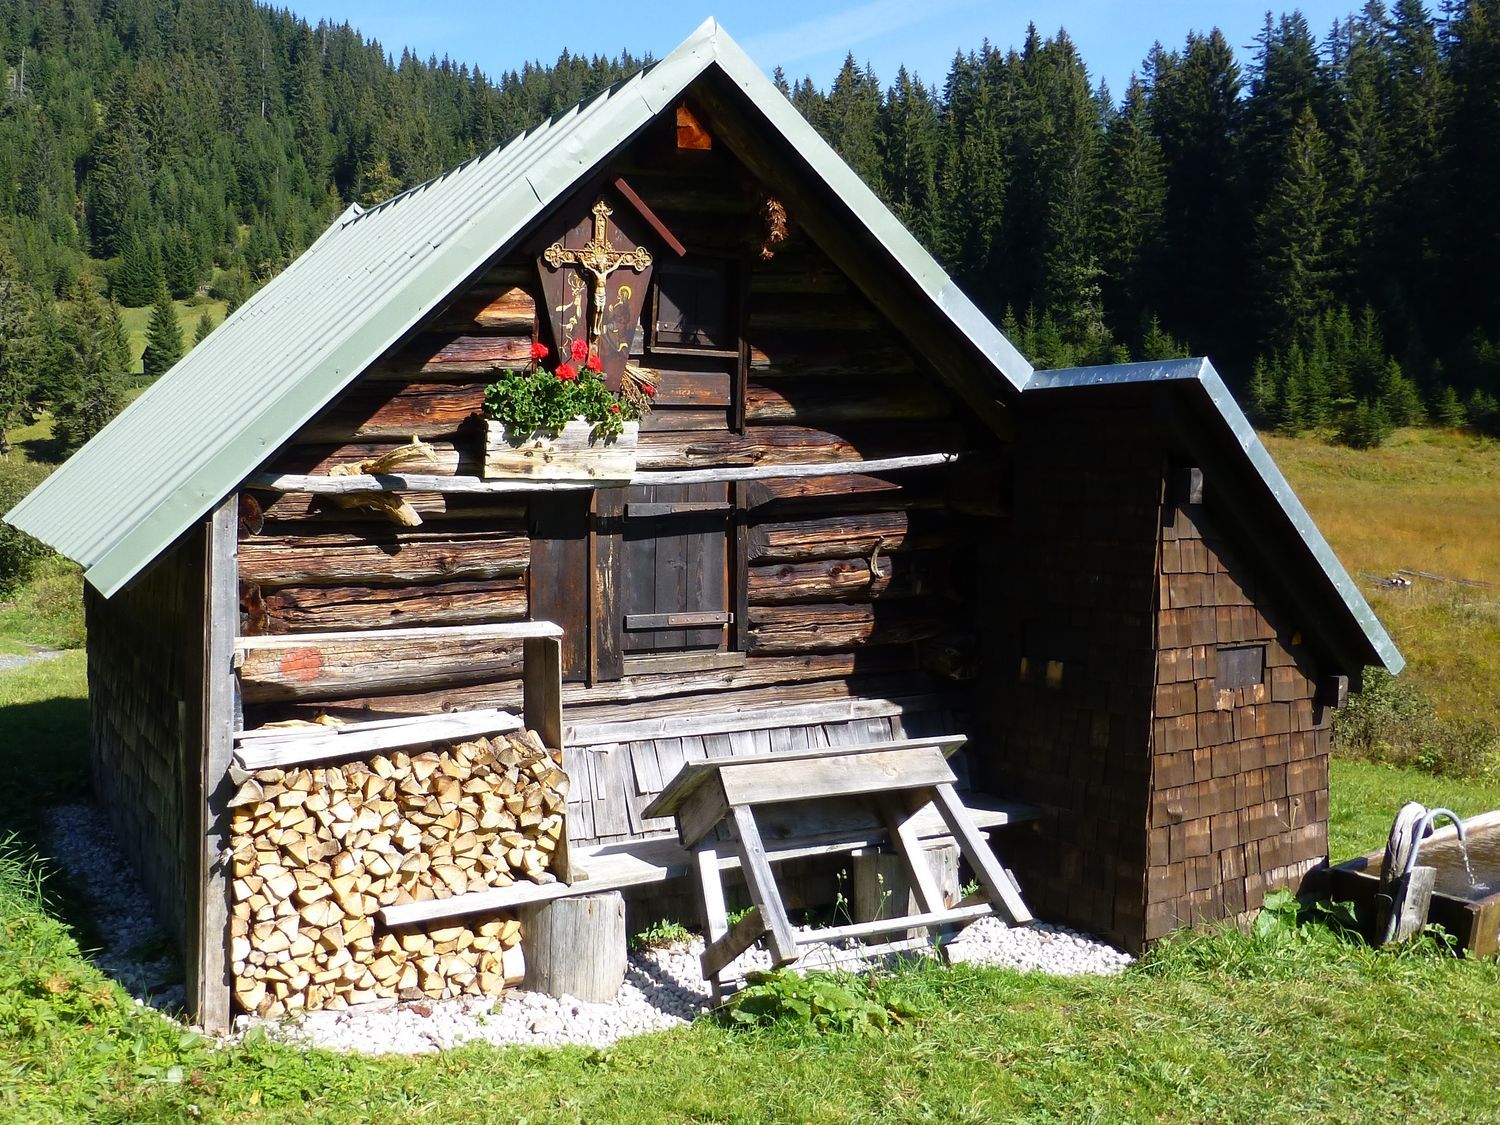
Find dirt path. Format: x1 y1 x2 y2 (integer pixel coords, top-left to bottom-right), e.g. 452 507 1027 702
0 647 65 674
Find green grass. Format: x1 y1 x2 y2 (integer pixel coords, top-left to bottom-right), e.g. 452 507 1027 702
0 556 85 651
0 655 1497 1122
118 298 227 374
1266 428 1500 724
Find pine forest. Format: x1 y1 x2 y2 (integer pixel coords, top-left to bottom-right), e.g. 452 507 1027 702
1 0 1499 455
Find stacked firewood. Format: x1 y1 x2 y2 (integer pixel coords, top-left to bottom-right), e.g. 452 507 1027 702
228 730 568 1016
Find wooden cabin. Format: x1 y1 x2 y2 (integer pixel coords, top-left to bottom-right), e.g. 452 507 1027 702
6 21 1400 1031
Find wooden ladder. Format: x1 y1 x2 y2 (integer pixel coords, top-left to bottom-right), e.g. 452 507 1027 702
642 738 1032 1000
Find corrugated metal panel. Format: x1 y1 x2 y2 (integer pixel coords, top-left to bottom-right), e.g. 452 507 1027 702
1024 357 1402 675
5 18 1032 598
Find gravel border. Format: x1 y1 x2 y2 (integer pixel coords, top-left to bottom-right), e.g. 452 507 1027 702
45 798 1134 1054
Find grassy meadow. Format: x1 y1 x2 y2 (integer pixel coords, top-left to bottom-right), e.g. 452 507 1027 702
118 298 228 374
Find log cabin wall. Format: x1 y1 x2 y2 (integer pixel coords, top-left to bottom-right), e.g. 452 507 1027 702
980 400 1164 952
237 112 1004 850
1145 496 1331 942
84 531 204 951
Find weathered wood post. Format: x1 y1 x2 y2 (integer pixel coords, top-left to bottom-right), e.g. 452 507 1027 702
517 892 628 1003
853 843 961 935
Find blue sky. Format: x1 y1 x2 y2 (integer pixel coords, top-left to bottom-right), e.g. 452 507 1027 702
303 2 1364 98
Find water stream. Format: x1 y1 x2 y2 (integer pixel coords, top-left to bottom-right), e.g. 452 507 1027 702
1413 827 1498 900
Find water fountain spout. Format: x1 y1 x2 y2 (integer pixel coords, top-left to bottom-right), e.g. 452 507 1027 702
1402 807 1468 877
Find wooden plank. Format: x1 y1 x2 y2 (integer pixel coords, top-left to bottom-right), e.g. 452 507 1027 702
795 904 993 945
629 739 665 794
644 734 967 818
236 620 563 650
245 453 963 495
928 782 1033 925
881 797 947 913
590 745 631 839
235 708 522 769
695 842 732 1000
569 695 935 747
732 804 799 963
530 493 590 680
701 904 767 980
624 611 733 629
190 494 238 1033
676 771 731 850
717 746 956 808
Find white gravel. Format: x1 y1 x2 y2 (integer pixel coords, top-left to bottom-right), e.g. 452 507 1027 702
44 798 1134 1054
44 803 186 1014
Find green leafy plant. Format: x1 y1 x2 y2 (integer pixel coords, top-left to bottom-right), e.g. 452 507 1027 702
483 338 651 443
630 919 693 952
720 968 916 1036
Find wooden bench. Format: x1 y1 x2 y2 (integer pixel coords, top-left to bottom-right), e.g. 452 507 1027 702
642 738 1033 998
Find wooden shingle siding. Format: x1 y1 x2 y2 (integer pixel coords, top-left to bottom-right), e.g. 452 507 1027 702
1144 497 1329 942
85 534 203 953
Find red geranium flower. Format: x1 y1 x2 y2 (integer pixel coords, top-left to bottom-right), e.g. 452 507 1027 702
569 338 589 362
555 362 578 381
529 341 549 361
586 353 603 372
642 383 655 397
609 403 621 414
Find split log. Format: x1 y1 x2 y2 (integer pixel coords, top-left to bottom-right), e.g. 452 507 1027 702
299 383 486 442
639 408 731 433
237 632 526 703
229 729 563 1015
745 380 952 424
746 510 952 563
517 893 627 1003
238 525 529 587
746 603 950 653
244 576 528 635
634 369 733 408
747 551 949 605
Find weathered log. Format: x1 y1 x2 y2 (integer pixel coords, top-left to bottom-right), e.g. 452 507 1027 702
517 893 627 1003
639 369 733 407
299 383 486 441
238 633 527 703
249 490 525 525
428 285 535 334
238 525 528 587
365 332 534 380
747 603 949 653
639 407 731 433
245 576 528 635
742 471 945 513
747 551 949 604
746 510 952 563
748 334 918 378
747 293 886 334
745 379 952 424
266 440 477 478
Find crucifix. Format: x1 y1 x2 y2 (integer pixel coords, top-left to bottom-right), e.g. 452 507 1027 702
543 200 653 348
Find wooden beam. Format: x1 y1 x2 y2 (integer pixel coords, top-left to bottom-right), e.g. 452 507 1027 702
244 453 963 495
235 620 563 651
794 904 993 945
189 494 238 1033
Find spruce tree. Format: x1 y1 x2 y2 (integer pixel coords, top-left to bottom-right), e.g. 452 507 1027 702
53 278 129 452
194 309 216 346
1255 106 1334 347
141 283 184 377
1099 77 1166 337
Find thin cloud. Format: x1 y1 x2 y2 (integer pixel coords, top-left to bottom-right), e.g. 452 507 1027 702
742 0 984 68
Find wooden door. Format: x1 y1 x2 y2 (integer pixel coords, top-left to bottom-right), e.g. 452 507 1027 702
621 483 732 653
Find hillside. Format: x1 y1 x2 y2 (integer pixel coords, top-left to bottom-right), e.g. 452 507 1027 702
1269 428 1500 771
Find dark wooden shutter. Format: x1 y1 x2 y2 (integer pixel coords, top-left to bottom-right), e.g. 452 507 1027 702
621 482 731 653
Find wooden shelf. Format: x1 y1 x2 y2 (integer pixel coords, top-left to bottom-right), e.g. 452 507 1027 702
244 452 963 495
234 707 523 770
